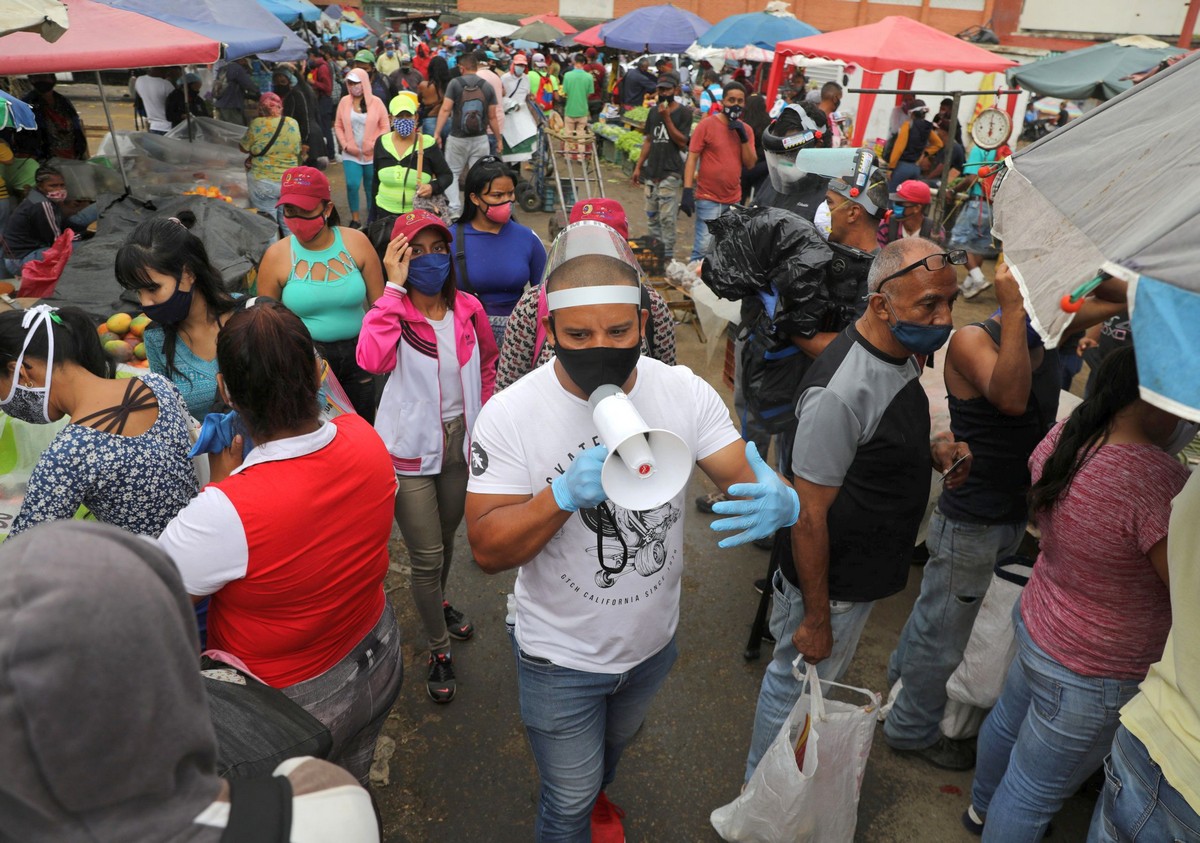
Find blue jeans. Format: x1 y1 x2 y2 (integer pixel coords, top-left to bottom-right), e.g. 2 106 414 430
884 510 1024 749
949 195 999 257
341 159 375 217
745 568 875 782
971 607 1142 843
1089 725 1200 842
690 198 732 262
246 175 284 235
889 159 921 190
513 634 678 842
643 174 681 259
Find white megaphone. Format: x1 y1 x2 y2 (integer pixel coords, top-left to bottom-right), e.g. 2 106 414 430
589 384 692 512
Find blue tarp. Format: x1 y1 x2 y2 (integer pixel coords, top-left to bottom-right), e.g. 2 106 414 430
97 0 308 61
256 0 322 24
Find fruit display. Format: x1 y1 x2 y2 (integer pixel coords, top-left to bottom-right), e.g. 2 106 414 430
97 313 151 368
183 185 236 203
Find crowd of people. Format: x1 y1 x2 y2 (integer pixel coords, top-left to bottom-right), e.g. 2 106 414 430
0 22 1195 843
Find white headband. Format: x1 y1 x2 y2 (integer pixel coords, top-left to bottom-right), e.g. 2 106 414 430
546 285 642 311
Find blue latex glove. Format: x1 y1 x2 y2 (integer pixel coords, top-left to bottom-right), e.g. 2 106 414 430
710 442 801 548
188 410 239 459
551 445 609 512
756 285 779 319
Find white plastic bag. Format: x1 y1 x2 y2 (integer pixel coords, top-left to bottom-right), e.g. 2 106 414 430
941 557 1033 739
711 657 880 843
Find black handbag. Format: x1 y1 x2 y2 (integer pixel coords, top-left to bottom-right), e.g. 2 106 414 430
201 656 333 779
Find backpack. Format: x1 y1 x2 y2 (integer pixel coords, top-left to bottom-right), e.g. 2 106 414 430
213 65 230 100
458 78 487 136
534 73 555 111
739 322 807 435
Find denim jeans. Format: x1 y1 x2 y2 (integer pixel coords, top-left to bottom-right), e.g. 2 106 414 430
513 634 678 842
443 134 491 218
393 416 468 655
644 174 681 260
246 174 284 235
889 160 922 190
690 197 732 262
1089 725 1200 842
884 510 1025 749
745 568 875 782
281 600 404 785
971 606 1142 843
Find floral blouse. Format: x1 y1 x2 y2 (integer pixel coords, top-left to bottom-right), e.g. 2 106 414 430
10 373 199 538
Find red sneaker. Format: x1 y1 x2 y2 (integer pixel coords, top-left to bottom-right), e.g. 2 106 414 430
591 791 626 843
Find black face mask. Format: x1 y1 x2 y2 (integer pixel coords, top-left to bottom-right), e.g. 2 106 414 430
552 328 642 397
32 82 55 94
274 83 291 96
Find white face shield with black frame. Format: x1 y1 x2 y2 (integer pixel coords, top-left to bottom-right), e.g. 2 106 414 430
763 104 853 194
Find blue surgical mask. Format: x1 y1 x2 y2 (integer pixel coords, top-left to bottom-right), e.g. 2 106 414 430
891 202 907 217
407 253 451 296
883 297 951 355
393 116 415 136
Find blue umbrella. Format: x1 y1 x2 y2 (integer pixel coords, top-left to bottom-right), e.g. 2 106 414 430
510 38 539 51
600 4 711 53
340 21 369 41
255 0 321 24
0 91 36 131
696 11 818 50
95 0 285 60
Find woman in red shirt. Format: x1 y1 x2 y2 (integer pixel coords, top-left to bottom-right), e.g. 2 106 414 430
158 300 401 784
966 348 1189 842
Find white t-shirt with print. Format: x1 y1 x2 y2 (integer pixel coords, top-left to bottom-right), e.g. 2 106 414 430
467 356 740 673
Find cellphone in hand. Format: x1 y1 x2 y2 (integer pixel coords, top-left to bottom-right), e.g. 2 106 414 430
940 453 969 484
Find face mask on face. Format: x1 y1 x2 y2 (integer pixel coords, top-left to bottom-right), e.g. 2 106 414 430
274 83 291 96
724 104 744 121
348 83 364 96
284 211 327 242
513 65 525 76
142 277 194 326
482 200 512 225
407 253 451 295
891 202 907 218
393 116 415 135
882 296 951 356
44 188 67 202
0 306 57 425
32 81 55 94
551 320 643 396
4 384 50 424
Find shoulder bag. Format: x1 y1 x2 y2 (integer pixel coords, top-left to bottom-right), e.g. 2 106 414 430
244 115 286 171
411 131 451 223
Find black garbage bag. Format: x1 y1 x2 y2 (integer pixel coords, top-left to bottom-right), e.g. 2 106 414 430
700 206 835 338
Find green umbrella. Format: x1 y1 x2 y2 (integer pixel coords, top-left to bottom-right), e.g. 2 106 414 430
509 20 565 45
1007 37 1187 101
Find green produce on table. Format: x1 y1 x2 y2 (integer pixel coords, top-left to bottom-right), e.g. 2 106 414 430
615 130 644 162
625 106 649 123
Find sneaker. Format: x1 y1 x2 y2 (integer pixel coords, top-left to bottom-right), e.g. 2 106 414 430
427 651 456 703
695 491 730 513
889 733 976 770
961 274 992 300
961 805 984 836
591 791 626 843
443 601 475 641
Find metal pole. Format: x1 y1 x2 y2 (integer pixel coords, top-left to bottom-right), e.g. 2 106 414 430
1180 0 1200 48
94 71 131 195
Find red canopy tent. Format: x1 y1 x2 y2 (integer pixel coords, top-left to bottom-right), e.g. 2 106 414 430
519 13 577 36
0 0 221 74
572 22 604 48
767 16 1017 146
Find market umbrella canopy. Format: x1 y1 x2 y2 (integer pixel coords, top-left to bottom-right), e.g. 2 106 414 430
510 20 565 45
95 0 289 61
0 0 221 73
600 4 710 53
697 9 818 50
455 17 519 40
520 13 577 35
1008 36 1187 101
0 91 37 131
572 22 605 48
0 0 69 41
255 0 321 23
992 50 1200 416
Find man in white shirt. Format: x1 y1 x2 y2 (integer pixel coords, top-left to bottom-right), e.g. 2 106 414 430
465 222 800 842
135 67 178 135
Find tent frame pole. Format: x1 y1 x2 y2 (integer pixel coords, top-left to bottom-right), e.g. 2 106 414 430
848 86 1022 228
95 71 155 210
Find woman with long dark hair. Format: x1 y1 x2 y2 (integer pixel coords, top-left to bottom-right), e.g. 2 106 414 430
357 210 497 704
157 300 401 785
965 347 1190 842
0 305 196 537
420 56 451 137
451 156 546 349
257 166 385 421
740 93 770 202
114 213 240 419
334 69 389 229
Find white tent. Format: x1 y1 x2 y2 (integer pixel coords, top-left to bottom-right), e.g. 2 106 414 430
455 17 519 40
0 0 69 41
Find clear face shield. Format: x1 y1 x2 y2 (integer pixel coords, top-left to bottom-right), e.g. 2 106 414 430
541 220 644 292
763 107 866 195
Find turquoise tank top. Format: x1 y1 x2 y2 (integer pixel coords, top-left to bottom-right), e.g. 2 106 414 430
282 227 368 343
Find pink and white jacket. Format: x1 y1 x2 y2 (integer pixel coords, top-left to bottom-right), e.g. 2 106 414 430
357 284 498 476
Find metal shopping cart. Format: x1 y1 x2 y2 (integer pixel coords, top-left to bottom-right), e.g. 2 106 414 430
501 100 551 214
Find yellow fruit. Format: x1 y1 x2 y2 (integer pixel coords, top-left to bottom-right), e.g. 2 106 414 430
103 340 133 362
106 313 132 335
130 315 151 337
99 331 120 345
134 342 147 361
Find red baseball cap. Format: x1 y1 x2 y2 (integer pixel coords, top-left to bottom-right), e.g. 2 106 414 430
890 179 932 205
585 47 597 58
276 166 330 212
569 198 628 240
391 209 452 244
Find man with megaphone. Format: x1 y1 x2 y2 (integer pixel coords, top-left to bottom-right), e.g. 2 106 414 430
465 220 801 843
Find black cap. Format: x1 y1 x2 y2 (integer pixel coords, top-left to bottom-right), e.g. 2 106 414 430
656 71 680 89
